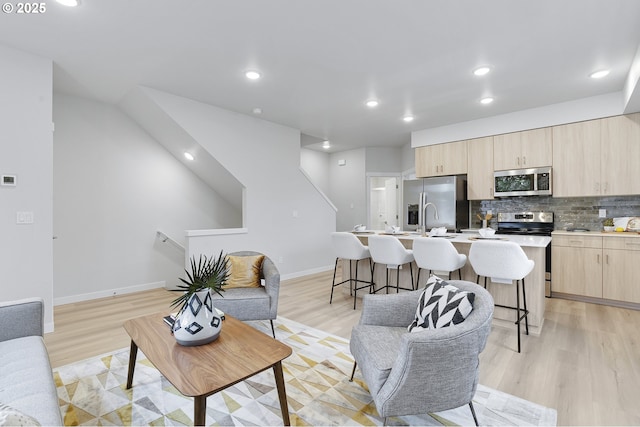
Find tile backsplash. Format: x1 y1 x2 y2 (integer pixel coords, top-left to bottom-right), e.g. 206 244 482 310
471 195 640 231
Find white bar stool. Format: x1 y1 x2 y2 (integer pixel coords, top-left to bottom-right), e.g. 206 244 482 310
330 232 374 309
367 234 415 293
468 240 534 353
412 237 467 286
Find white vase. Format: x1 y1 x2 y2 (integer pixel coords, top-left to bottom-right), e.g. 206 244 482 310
172 289 222 346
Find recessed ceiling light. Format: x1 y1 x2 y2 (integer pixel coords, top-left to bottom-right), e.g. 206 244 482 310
252 107 262 115
184 152 194 161
245 70 261 80
56 0 78 6
403 115 415 122
589 69 610 79
473 66 491 76
322 140 331 149
480 97 494 105
365 99 379 108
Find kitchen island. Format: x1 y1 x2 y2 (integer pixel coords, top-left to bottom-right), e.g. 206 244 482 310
342 231 551 335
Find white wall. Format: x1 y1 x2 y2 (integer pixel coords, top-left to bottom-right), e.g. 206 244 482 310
300 148 330 195
330 149 367 231
412 92 624 147
135 88 337 277
0 45 54 330
53 94 239 303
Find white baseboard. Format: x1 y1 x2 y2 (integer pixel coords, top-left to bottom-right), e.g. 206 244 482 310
53 281 166 306
281 265 333 281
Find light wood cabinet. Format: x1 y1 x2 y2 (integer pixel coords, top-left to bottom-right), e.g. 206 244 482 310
552 235 603 297
552 233 640 304
493 127 552 171
601 113 640 195
415 140 467 178
552 119 602 197
552 113 640 197
467 136 494 200
602 237 640 303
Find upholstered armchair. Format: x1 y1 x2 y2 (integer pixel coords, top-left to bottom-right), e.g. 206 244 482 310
349 280 494 425
211 251 280 338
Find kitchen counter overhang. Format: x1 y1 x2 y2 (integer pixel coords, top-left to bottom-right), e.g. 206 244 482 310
343 232 550 336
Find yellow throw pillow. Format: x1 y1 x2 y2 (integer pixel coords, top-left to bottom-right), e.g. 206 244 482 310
225 254 265 288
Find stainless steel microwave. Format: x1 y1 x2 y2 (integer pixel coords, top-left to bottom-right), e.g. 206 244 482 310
494 167 552 197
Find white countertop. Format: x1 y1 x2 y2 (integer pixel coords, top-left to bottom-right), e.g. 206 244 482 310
359 230 551 248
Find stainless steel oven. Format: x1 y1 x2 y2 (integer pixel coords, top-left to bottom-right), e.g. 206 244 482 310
497 211 554 297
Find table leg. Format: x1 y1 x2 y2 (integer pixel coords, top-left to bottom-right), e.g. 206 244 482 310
194 395 206 426
273 361 290 426
126 340 138 389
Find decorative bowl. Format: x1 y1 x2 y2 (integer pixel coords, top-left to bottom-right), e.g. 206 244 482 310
479 227 496 238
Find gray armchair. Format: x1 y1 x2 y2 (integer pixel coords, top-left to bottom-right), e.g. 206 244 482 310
349 280 494 425
211 251 280 337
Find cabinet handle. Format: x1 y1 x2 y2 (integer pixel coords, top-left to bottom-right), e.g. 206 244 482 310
523 156 526 166
604 182 608 193
626 243 640 248
570 240 583 244
597 254 600 263
606 254 609 264
517 157 520 166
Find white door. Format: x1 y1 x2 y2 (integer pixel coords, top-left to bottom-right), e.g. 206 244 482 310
368 175 400 230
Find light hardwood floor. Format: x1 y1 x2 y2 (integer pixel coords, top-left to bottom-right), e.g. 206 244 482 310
44 269 640 426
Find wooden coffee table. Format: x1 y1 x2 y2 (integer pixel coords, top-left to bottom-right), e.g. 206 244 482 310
123 312 292 426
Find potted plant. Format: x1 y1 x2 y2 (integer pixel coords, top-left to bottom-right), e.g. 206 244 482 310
603 218 615 232
171 251 230 346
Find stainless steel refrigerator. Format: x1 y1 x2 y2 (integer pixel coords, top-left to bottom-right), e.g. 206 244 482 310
402 175 469 232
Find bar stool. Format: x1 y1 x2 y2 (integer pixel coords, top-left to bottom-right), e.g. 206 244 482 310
468 240 534 353
330 232 374 309
367 234 415 293
413 237 467 287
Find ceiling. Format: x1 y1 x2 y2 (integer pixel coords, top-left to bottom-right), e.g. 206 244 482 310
2 0 640 153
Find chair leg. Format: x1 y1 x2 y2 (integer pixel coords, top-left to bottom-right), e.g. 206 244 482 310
270 319 276 339
349 361 357 381
522 278 529 335
370 260 376 293
458 269 462 280
349 260 353 296
409 263 414 290
330 257 339 304
416 268 421 289
353 259 359 310
396 266 400 293
516 279 521 353
469 401 479 426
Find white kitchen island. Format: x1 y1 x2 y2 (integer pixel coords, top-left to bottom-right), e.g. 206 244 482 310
343 231 551 335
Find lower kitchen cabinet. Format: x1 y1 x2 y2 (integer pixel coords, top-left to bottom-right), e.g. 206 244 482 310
602 237 640 303
552 232 640 305
552 234 603 297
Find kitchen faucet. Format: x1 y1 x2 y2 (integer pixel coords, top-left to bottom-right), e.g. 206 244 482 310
422 202 439 229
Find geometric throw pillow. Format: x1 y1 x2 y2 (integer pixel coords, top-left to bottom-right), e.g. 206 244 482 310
0 403 41 426
225 254 265 289
408 275 475 332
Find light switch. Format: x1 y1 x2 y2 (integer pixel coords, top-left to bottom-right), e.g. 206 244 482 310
16 211 34 224
599 209 606 218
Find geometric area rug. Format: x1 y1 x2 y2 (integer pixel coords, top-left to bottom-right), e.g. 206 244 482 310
53 317 557 426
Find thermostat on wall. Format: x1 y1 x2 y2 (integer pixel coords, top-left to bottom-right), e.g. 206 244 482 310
1 175 16 186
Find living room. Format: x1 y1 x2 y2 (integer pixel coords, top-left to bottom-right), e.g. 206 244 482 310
2 1 640 426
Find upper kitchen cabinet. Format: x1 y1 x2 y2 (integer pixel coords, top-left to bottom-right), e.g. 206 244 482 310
467 136 494 200
415 140 467 178
553 113 640 197
493 128 552 171
601 113 640 195
552 119 602 197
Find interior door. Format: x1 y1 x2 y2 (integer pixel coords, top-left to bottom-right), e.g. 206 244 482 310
367 175 400 230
